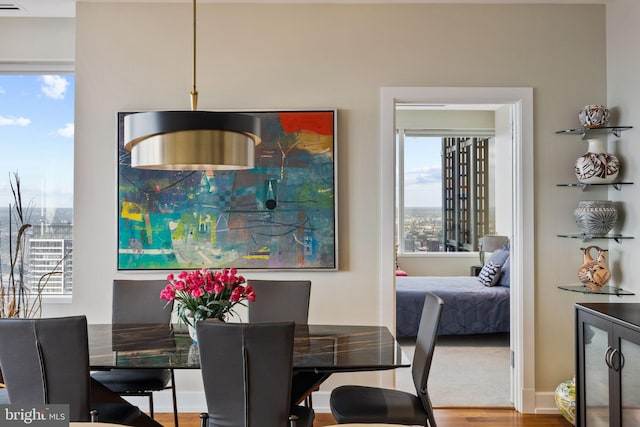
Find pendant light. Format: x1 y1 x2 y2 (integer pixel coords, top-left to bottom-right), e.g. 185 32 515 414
123 0 261 171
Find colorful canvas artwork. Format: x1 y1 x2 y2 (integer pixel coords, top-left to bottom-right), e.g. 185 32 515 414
117 110 337 270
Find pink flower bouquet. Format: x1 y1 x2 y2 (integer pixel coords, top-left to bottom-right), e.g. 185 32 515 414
160 268 255 326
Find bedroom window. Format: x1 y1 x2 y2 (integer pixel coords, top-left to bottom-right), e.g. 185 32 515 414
0 73 74 296
397 130 495 254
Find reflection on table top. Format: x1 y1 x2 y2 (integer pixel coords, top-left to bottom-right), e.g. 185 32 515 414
87 324 409 373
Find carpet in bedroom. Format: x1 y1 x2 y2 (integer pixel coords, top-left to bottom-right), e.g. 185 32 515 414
396 333 512 407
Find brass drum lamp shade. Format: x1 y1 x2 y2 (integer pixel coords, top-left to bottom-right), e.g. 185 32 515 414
124 111 261 170
122 0 261 171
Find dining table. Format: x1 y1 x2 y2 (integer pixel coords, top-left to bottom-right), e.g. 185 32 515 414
87 323 409 410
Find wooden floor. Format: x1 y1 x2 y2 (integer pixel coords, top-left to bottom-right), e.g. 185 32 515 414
155 410 571 427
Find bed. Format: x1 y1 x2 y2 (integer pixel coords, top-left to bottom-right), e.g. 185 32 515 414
396 263 510 337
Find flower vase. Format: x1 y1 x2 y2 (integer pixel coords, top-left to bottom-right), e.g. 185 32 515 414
574 139 620 184
188 343 199 365
187 318 225 343
188 324 198 343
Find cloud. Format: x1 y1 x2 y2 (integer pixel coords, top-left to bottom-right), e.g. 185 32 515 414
40 75 69 100
56 123 74 138
0 115 30 126
0 87 5 95
405 165 442 186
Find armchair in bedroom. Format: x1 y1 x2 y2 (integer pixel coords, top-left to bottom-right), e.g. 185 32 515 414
479 235 509 265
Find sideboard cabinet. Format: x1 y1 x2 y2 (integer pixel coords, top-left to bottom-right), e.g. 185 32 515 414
576 303 640 427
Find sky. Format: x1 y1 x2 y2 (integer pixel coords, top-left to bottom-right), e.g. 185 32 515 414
402 135 442 208
0 74 74 209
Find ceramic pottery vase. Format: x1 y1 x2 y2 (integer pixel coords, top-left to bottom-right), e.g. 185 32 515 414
555 377 576 425
578 246 611 291
574 200 617 235
578 104 611 128
574 139 620 184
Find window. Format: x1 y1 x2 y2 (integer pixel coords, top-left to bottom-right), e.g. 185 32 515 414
397 130 495 254
0 74 74 296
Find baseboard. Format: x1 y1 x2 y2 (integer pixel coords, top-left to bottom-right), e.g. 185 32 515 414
534 391 562 415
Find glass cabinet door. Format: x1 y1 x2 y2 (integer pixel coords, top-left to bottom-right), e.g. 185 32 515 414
617 325 640 426
583 322 611 427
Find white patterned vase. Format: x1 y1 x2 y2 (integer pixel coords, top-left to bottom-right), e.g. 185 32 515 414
578 104 611 129
574 139 619 184
574 200 618 236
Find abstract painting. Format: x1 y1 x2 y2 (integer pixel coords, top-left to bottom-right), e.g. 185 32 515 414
117 110 337 270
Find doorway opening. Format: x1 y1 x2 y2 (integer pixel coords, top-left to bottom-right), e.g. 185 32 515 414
379 87 535 413
394 104 511 406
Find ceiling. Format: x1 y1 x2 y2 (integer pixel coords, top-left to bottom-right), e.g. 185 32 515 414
2 0 609 18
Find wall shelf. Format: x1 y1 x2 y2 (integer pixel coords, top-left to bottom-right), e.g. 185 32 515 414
557 233 633 243
558 285 635 296
556 182 633 191
555 126 633 139
556 123 635 298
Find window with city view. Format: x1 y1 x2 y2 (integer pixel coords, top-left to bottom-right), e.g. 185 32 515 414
397 131 495 254
0 74 74 296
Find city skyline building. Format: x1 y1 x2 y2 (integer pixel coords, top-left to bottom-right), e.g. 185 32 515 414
28 220 73 295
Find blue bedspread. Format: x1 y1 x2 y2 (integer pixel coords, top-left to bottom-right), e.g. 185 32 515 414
396 276 510 337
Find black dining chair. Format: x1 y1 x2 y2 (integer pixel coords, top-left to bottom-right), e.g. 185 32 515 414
329 292 444 427
91 279 178 427
247 279 311 324
0 315 143 424
0 383 8 404
246 279 316 407
196 321 314 427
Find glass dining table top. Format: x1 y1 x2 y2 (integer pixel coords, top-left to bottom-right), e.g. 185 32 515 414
87 323 410 373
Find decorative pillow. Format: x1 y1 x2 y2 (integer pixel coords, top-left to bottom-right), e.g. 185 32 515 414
498 255 510 287
486 247 510 269
396 269 408 277
478 261 502 287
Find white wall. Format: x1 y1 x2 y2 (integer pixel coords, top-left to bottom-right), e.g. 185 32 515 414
3 2 611 413
606 0 640 298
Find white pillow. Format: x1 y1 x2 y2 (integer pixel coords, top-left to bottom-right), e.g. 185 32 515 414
478 261 502 287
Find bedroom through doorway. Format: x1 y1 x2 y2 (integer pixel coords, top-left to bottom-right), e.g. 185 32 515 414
393 101 513 407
